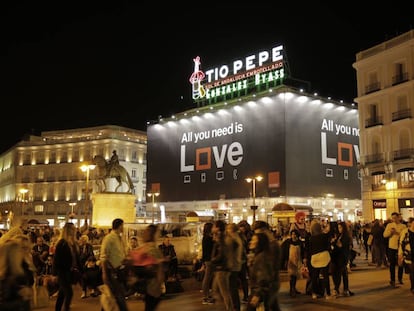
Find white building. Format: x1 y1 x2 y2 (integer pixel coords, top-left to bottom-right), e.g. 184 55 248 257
0 125 147 229
353 30 414 222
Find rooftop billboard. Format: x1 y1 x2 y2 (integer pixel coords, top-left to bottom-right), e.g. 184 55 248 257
147 91 360 202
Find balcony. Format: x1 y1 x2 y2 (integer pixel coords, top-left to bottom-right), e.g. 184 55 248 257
365 82 381 94
393 148 414 161
364 153 385 164
365 116 383 128
392 108 411 121
372 183 386 191
392 72 409 86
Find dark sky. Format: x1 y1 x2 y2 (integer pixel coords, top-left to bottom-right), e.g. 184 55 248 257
1 1 413 153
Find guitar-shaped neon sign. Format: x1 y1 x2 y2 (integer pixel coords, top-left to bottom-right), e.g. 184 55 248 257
189 56 206 100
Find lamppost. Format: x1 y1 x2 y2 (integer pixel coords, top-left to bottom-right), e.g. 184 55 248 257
19 188 29 217
147 192 160 224
80 163 96 228
68 202 77 222
245 176 263 223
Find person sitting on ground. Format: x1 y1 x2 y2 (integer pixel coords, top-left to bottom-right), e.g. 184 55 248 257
158 236 178 281
82 256 102 297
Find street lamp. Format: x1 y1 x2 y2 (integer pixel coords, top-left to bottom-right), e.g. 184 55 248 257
245 176 263 223
147 192 160 224
68 202 77 222
80 163 96 228
19 188 29 217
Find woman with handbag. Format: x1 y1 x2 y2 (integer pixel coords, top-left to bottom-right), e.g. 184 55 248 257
53 222 81 311
309 221 335 300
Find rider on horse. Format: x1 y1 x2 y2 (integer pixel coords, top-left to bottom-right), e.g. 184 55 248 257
108 150 119 176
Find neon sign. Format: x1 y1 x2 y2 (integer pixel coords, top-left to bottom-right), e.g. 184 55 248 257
189 45 285 103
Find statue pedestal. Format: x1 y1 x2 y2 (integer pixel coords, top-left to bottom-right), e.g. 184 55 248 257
91 193 136 228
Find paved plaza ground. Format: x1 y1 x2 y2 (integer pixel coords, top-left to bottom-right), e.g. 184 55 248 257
37 247 413 311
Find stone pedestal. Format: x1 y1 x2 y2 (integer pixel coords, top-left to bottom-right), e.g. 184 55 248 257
91 193 136 228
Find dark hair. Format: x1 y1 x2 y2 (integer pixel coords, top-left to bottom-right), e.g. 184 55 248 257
253 220 269 231
112 218 124 230
214 220 226 232
338 221 349 235
203 222 213 236
143 224 158 243
254 232 270 254
290 229 300 237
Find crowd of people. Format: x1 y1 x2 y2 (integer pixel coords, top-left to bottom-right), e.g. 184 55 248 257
0 213 413 311
194 213 414 310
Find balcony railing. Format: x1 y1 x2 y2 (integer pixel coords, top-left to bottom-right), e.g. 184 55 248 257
365 82 381 94
392 108 411 121
364 153 385 164
365 116 383 128
392 72 409 85
372 183 386 191
393 148 414 160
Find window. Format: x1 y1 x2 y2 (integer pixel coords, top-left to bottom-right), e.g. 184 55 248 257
50 151 56 163
38 171 44 180
73 150 80 162
132 151 138 161
131 169 137 178
34 204 44 213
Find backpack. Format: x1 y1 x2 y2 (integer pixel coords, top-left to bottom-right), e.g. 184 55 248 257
400 231 412 264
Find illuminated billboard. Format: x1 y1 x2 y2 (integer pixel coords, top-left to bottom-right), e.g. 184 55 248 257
147 90 360 202
190 45 285 105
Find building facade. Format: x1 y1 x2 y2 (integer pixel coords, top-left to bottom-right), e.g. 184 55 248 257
0 125 147 229
354 30 414 222
147 86 362 225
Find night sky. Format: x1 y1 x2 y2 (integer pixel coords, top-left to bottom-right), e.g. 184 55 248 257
1 1 413 153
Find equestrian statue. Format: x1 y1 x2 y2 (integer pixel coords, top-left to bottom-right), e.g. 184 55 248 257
93 151 134 193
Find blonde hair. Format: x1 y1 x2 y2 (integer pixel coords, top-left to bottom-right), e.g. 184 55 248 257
80 234 89 243
11 234 37 274
0 240 25 280
0 226 23 244
59 222 78 253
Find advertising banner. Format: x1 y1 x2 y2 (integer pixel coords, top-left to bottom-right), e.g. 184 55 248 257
147 92 360 201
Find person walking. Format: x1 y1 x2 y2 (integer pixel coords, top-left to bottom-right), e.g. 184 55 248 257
211 220 233 311
398 217 414 294
140 224 165 311
201 222 215 305
383 212 406 287
246 232 274 311
371 219 388 268
226 223 243 311
0 240 34 311
253 221 282 311
330 221 354 297
53 222 81 311
286 229 305 297
309 220 335 300
237 220 252 303
100 218 129 311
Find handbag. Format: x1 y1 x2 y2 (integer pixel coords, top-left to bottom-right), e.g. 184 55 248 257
311 250 331 268
367 234 373 246
300 265 310 279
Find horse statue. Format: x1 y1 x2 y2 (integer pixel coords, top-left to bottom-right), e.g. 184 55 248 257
92 155 134 193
